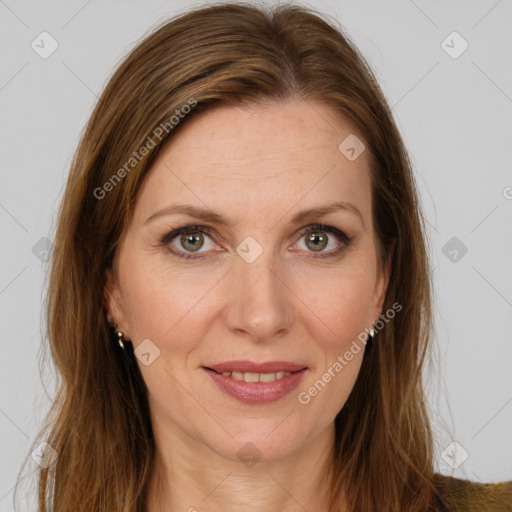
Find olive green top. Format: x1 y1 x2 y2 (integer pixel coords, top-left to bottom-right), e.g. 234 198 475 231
434 473 512 511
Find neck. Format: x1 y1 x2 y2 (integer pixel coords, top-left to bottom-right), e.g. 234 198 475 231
145 421 341 512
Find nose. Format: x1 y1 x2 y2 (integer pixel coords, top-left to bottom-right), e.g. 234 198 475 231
223 247 295 343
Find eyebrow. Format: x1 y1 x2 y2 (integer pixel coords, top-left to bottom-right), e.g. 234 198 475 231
144 201 365 229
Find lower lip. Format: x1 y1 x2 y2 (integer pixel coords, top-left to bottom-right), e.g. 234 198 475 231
203 368 307 404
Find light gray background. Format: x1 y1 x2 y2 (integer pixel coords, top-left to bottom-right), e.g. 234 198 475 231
1 0 511 509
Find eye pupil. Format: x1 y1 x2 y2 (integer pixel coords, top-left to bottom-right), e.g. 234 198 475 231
306 232 327 252
181 233 203 251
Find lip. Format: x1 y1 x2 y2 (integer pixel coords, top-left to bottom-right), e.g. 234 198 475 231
203 366 308 404
205 360 307 373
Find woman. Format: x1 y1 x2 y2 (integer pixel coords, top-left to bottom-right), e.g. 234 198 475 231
20 2 511 511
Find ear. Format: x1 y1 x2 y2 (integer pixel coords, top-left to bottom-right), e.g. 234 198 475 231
372 238 395 321
103 267 129 336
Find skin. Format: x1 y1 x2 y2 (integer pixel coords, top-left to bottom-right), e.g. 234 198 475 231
104 99 391 512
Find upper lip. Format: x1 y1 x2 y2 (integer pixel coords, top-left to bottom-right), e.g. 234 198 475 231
205 360 308 373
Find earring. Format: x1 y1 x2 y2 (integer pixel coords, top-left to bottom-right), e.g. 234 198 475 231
107 322 140 379
367 326 376 348
116 330 126 350
109 322 127 350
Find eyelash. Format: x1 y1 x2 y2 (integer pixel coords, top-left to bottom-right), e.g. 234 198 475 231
160 223 352 261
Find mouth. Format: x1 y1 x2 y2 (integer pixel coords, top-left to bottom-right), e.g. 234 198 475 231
202 361 308 404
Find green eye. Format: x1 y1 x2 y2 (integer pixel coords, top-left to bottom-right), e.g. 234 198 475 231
304 231 328 252
179 232 205 252
161 223 351 260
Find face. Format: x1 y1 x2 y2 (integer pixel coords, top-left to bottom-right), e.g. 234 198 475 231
104 99 390 463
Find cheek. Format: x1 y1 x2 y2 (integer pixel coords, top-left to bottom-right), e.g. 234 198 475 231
120 257 216 344
290 268 374 406
119 262 216 406
295 266 376 348
294 269 373 401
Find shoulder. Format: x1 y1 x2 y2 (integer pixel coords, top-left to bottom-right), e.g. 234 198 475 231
433 473 512 511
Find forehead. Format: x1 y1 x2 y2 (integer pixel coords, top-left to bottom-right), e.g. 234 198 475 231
135 100 372 225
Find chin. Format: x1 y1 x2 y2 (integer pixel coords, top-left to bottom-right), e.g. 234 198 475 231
201 420 310 465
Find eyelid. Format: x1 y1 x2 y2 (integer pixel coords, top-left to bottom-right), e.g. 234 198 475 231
160 224 214 245
160 224 217 257
160 223 351 260
292 224 351 259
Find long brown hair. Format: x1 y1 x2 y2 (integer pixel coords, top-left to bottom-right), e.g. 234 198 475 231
16 2 443 510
